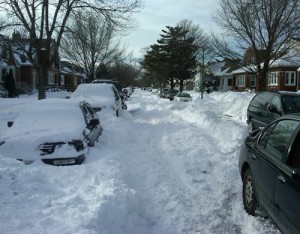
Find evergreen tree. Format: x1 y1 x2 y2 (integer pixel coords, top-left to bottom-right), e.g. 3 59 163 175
142 26 197 91
4 69 16 97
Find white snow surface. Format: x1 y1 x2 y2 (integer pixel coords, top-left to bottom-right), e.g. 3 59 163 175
0 90 281 234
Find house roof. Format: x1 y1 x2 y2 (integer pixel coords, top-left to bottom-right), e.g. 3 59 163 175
214 67 232 76
269 52 300 68
231 65 257 74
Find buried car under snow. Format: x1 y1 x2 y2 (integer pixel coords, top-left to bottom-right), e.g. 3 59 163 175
0 99 102 166
70 83 124 116
174 92 193 102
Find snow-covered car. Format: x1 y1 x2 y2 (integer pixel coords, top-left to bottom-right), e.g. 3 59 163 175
165 89 179 100
174 92 192 102
92 79 127 109
0 99 102 166
70 83 123 116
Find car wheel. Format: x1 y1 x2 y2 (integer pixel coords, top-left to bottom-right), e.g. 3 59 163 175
243 169 258 215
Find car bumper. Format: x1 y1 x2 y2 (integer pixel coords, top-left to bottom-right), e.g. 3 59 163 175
42 154 86 166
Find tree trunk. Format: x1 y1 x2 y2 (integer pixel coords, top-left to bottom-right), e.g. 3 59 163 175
180 79 184 92
37 66 47 100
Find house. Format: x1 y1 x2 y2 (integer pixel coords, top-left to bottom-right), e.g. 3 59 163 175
231 65 257 91
211 59 239 91
0 32 85 94
266 54 300 91
194 59 238 92
229 44 300 92
60 60 86 92
230 52 300 92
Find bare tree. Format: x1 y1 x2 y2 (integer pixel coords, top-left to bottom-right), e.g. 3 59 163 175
212 0 300 91
0 0 142 99
176 19 214 63
110 61 140 87
61 10 124 82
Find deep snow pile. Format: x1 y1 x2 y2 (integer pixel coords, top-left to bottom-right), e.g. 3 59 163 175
0 90 281 234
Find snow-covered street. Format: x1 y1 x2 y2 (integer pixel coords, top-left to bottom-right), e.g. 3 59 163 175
0 90 281 233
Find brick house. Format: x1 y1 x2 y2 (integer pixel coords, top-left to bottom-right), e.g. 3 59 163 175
230 45 300 92
60 60 86 92
0 32 85 94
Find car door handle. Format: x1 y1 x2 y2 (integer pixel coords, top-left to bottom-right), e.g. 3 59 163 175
277 175 286 184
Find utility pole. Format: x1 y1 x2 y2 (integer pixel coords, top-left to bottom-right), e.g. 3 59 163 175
200 47 205 99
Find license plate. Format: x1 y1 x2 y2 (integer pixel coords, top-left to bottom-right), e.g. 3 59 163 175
53 159 76 165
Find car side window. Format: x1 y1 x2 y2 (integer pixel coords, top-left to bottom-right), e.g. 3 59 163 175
81 104 93 124
258 120 299 161
268 96 282 113
84 103 97 119
252 92 273 110
112 87 120 99
282 96 300 114
258 122 276 149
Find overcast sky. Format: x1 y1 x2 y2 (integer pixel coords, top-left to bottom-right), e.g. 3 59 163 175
122 0 220 59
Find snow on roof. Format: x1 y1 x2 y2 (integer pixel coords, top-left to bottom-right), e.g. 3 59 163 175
208 62 225 75
269 57 300 68
231 65 257 74
0 59 8 67
214 67 232 76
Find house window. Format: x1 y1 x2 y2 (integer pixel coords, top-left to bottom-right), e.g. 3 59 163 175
61 75 65 85
238 75 245 87
268 72 278 85
1 68 7 82
228 78 232 86
250 75 256 87
48 73 55 85
285 71 296 86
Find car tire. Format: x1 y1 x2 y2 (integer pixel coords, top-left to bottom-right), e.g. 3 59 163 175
243 169 258 216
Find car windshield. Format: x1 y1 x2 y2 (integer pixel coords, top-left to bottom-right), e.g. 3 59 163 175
168 89 179 94
178 93 191 97
281 95 300 114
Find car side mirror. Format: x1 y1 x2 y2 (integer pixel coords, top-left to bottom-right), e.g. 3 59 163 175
83 128 91 137
7 121 14 127
248 129 260 137
88 119 99 127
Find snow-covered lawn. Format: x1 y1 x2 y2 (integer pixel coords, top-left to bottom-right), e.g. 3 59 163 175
0 90 281 234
